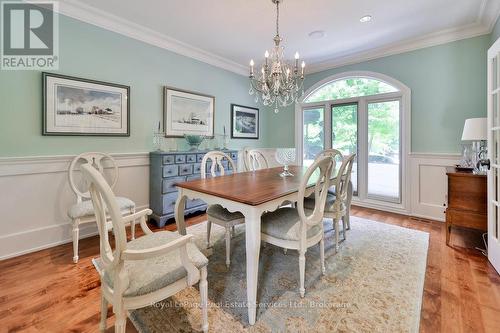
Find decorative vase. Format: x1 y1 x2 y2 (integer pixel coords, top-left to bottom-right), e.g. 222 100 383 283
275 148 296 177
184 135 205 151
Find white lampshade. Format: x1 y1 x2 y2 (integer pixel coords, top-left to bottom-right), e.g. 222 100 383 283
461 118 487 141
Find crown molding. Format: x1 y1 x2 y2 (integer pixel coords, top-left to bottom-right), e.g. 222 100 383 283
41 0 500 77
54 0 248 76
306 22 491 74
307 0 500 74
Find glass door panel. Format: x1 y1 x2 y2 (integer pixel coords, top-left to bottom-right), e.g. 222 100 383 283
332 103 358 193
367 100 401 202
303 107 324 166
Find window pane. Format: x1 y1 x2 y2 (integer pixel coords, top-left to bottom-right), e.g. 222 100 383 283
367 101 400 201
332 103 358 194
303 108 324 166
305 77 398 103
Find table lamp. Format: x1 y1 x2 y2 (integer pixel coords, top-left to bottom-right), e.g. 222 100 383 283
461 117 487 173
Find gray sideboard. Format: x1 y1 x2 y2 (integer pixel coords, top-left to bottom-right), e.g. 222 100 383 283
149 150 238 227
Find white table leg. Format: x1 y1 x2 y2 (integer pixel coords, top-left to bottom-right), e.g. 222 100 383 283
243 208 261 325
175 189 188 235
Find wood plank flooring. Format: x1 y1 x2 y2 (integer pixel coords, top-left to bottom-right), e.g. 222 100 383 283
1 207 499 332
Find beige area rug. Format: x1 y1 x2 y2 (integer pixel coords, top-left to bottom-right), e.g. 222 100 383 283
130 217 429 332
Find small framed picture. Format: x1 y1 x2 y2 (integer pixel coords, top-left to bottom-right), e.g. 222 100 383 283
42 73 130 136
164 87 215 138
231 104 259 139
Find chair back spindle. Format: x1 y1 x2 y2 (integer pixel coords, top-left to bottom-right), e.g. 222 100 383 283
201 151 236 179
68 152 118 203
247 149 269 171
81 164 127 271
297 156 334 229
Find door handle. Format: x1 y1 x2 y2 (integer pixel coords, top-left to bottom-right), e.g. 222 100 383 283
477 159 491 170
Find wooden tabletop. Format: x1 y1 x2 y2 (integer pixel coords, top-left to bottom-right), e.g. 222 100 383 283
176 165 315 206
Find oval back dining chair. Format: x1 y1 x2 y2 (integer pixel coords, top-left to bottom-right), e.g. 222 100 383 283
81 163 209 333
201 151 245 267
68 152 136 263
304 153 356 251
260 155 334 297
247 149 269 171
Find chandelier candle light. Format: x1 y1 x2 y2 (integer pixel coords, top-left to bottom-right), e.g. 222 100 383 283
249 0 305 113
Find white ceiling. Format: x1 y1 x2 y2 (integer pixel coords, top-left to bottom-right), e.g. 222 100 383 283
59 0 500 74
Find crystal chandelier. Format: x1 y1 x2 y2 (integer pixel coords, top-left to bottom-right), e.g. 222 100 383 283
249 0 305 113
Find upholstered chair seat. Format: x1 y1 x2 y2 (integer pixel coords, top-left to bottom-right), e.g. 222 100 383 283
304 150 356 251
68 197 135 219
68 152 137 263
81 163 209 333
259 156 334 297
261 207 322 241
207 204 244 221
94 231 208 297
203 151 245 268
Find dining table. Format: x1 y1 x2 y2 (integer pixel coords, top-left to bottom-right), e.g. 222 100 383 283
174 165 318 325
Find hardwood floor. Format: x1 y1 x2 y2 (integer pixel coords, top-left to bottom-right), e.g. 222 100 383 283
1 207 499 332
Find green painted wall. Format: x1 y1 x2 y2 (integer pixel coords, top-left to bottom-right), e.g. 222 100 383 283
0 14 264 157
263 35 489 154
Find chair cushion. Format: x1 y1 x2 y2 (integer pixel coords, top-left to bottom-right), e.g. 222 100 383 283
96 231 208 297
207 204 244 222
68 197 135 219
303 193 338 211
261 207 322 241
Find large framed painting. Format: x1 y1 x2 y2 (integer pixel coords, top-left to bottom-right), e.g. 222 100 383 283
231 104 259 139
164 87 215 138
42 73 130 136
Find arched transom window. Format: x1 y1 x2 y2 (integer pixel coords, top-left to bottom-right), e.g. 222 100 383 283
299 72 409 208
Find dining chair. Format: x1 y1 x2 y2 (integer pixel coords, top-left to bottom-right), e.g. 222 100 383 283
260 155 334 297
202 151 245 267
304 153 356 251
81 163 209 333
246 149 269 171
68 152 136 263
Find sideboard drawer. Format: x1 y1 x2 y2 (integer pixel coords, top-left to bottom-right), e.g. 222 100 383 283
175 155 186 164
197 154 205 162
179 164 193 176
162 155 175 165
193 163 202 174
162 192 178 215
162 176 185 194
186 154 197 163
163 164 179 178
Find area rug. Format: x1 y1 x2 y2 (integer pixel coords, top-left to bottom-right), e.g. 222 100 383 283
130 217 429 333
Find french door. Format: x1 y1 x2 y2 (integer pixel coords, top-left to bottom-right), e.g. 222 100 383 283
301 93 402 205
487 38 500 274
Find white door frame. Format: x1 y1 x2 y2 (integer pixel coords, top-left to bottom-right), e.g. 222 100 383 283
487 38 500 274
295 71 411 214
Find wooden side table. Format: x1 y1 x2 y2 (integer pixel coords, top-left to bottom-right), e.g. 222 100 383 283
445 167 487 245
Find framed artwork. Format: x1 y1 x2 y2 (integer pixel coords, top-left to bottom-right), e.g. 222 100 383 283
164 87 215 138
42 73 130 136
231 104 259 139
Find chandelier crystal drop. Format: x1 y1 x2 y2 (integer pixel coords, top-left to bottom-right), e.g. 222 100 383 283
249 0 305 113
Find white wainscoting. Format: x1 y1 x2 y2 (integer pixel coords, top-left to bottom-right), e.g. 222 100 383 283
409 153 461 222
0 150 460 260
0 153 150 260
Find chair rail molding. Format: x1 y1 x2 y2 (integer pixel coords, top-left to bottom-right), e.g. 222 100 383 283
409 152 461 222
0 152 150 260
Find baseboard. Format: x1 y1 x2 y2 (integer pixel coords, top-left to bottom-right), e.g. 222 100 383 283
0 204 149 261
